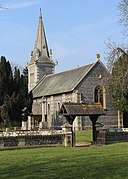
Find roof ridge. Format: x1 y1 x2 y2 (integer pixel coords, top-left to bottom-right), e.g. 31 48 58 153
71 59 108 91
32 60 106 97
32 61 96 95
45 61 95 78
71 61 98 91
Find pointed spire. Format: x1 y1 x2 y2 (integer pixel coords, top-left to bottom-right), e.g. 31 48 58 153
30 8 50 64
40 8 42 18
28 9 55 91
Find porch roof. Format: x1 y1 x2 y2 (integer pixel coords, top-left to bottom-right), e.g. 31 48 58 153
59 102 106 116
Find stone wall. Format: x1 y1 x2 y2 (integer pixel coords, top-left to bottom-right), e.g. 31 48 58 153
96 128 128 144
0 137 19 147
0 129 73 148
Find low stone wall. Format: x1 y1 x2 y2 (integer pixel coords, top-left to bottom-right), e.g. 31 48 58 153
0 137 19 147
0 129 74 148
96 128 128 144
25 135 64 146
0 135 64 147
0 130 63 137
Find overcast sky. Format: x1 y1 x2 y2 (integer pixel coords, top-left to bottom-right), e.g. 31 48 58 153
0 0 124 72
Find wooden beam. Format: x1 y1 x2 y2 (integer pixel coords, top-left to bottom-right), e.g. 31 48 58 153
89 115 99 144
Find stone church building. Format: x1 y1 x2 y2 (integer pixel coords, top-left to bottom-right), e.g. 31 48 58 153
27 10 124 130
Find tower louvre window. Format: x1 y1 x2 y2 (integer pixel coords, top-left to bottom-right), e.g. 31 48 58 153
30 73 34 83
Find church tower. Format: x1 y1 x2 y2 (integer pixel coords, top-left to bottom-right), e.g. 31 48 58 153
28 9 55 91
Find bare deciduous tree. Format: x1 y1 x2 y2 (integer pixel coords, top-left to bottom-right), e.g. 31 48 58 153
105 39 128 72
118 0 128 35
105 0 128 112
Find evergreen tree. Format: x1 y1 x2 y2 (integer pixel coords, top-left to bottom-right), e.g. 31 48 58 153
21 66 33 113
6 61 13 96
0 56 7 104
0 56 32 127
0 57 13 102
13 67 20 95
10 66 32 125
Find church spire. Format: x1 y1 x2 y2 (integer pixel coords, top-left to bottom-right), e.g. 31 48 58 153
28 9 55 91
30 8 50 64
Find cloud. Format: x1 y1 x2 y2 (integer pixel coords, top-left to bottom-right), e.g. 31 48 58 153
6 0 40 10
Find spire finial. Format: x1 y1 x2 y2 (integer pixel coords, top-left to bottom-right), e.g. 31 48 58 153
40 8 42 18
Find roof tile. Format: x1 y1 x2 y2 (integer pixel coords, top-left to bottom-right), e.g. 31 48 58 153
33 62 94 98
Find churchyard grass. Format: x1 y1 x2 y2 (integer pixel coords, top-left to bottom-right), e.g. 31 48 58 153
0 131 128 179
76 129 92 143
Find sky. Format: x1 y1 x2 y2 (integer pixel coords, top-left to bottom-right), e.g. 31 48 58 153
0 0 125 72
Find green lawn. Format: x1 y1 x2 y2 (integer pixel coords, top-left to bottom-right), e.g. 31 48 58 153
0 131 128 179
76 129 92 143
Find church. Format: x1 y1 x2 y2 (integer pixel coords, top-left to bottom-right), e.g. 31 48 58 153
27 9 122 130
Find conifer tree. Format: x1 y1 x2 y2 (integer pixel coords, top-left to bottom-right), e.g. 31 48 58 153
6 61 13 96
0 56 7 104
0 56 32 127
0 57 13 126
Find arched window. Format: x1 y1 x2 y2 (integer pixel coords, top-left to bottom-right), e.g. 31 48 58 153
57 102 61 112
48 104 50 116
94 85 103 106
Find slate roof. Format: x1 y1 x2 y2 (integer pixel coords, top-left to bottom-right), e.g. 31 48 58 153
32 61 96 98
59 102 106 116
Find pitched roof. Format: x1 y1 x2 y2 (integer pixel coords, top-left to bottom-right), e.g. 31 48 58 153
59 102 106 116
32 61 96 98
